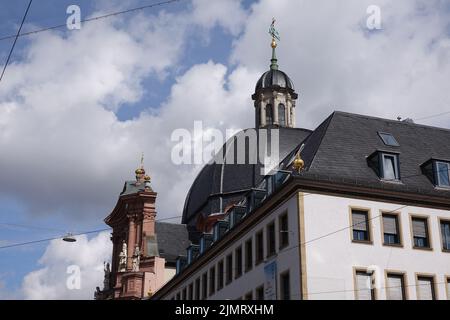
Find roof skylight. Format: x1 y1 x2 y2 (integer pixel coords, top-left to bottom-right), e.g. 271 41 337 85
378 132 400 147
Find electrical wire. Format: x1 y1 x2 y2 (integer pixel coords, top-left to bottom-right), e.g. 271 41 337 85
0 0 183 42
0 0 33 83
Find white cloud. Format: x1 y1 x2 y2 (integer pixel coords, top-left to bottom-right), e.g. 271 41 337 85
22 232 112 300
233 0 450 129
191 0 247 36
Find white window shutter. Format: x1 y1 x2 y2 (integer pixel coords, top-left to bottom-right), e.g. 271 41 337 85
352 212 368 231
386 275 403 300
356 272 372 300
383 215 397 234
412 219 427 237
417 278 433 300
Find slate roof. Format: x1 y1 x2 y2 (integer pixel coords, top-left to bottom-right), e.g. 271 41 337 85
286 111 450 199
155 222 190 266
181 126 312 227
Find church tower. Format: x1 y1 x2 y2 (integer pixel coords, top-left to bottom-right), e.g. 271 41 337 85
252 20 298 128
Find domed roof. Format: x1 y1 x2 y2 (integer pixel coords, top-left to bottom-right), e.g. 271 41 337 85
181 127 311 229
255 69 294 92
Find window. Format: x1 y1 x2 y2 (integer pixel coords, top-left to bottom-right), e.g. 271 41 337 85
378 132 399 147
256 285 264 300
386 273 406 300
188 283 193 300
382 214 401 245
209 267 216 296
416 276 436 300
195 277 200 300
265 104 273 125
436 161 450 187
440 220 450 251
355 270 375 300
244 291 253 300
382 153 400 180
245 238 253 272
226 254 233 284
278 104 286 126
176 292 181 300
412 217 431 249
235 246 243 278
280 271 291 300
351 210 370 242
202 272 208 300
217 260 224 290
255 230 264 264
182 287 187 300
367 151 400 180
279 213 289 248
267 222 276 257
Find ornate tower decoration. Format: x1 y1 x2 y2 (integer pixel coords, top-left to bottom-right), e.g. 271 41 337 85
95 155 166 300
252 18 298 128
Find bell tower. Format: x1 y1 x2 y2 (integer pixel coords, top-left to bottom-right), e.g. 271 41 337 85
252 19 298 128
95 157 166 300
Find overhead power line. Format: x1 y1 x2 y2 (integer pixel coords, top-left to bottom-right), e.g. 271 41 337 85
0 0 183 42
414 111 450 122
0 0 33 83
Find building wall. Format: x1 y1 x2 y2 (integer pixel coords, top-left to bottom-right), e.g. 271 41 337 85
302 192 450 300
164 195 301 300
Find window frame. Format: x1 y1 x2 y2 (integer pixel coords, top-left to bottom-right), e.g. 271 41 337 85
410 214 433 251
279 212 289 249
217 260 224 290
255 229 264 265
349 207 373 245
380 211 403 247
415 273 437 300
384 270 408 300
279 270 291 300
266 221 276 257
278 103 286 126
377 132 400 147
209 266 216 296
245 238 253 272
225 253 233 285
202 272 208 300
438 217 450 253
353 267 377 300
255 285 264 300
235 246 243 279
381 152 401 181
435 161 450 188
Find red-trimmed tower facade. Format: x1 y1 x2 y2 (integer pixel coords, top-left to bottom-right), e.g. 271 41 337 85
95 165 166 299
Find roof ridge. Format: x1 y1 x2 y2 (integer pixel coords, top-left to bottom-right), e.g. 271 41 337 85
333 110 450 133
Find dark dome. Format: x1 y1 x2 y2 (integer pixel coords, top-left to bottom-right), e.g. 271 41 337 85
255 69 294 92
181 127 311 230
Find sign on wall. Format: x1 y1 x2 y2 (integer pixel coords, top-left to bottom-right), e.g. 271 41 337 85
264 259 277 300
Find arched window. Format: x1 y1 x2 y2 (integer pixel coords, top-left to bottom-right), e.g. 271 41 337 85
265 104 273 125
278 104 286 126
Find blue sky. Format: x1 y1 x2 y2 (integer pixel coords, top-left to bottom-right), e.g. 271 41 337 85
0 0 449 299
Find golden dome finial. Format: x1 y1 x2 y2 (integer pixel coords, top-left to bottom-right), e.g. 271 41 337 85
292 144 305 173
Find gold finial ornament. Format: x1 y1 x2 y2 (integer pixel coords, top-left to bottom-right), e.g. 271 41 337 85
144 175 151 182
271 38 277 49
292 144 305 173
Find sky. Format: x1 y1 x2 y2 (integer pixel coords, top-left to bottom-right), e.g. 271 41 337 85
0 0 449 299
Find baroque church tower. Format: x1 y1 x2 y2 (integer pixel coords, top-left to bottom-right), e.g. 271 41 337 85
252 29 298 128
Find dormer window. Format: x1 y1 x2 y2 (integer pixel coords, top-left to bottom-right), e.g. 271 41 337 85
367 151 401 181
422 159 450 188
436 161 450 187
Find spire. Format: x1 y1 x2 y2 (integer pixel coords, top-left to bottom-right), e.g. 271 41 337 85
269 18 280 70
